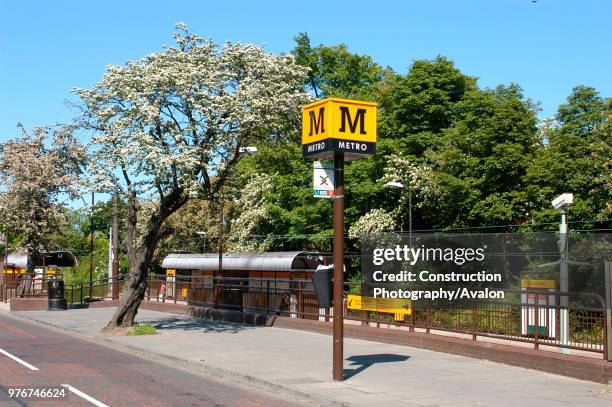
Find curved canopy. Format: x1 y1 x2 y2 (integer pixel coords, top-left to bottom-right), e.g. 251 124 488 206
4 251 78 268
161 252 325 272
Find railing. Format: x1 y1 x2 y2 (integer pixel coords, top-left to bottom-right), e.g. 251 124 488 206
61 274 607 358
345 280 606 355
1 271 64 302
64 277 124 305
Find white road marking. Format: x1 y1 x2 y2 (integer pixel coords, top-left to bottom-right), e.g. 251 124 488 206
61 384 109 407
0 347 39 370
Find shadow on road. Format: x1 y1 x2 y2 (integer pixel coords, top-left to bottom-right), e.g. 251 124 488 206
144 317 260 334
344 353 410 379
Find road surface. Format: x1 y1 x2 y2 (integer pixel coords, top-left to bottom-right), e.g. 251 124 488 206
0 313 304 406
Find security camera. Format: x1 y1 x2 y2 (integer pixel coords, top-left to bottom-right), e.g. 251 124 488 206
551 193 573 210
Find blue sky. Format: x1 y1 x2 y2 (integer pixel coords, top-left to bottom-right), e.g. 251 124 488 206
1 0 610 141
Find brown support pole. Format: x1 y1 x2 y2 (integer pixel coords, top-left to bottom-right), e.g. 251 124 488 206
332 151 344 381
216 185 224 308
111 191 119 299
89 191 95 298
604 261 611 361
534 297 539 350
3 234 7 303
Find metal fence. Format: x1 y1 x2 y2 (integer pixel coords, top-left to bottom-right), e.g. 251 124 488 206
63 277 123 305
345 281 606 355
1 271 64 302
60 274 607 358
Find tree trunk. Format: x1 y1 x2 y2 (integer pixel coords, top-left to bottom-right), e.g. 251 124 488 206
105 257 149 328
105 198 183 328
104 183 186 329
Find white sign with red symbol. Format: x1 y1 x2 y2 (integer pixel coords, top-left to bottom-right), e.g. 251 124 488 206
313 160 335 198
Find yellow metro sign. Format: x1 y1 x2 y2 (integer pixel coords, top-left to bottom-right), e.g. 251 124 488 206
302 98 377 159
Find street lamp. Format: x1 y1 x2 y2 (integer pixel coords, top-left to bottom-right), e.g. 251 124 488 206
552 192 573 353
216 146 258 306
384 181 412 243
196 231 207 253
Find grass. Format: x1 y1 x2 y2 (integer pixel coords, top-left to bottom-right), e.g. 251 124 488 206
126 323 157 336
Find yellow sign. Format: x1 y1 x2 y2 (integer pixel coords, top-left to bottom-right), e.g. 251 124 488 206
181 288 188 297
347 294 411 316
521 279 555 289
302 98 377 159
166 269 176 276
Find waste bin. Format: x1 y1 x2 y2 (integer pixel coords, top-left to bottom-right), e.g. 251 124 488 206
312 265 333 308
48 279 67 311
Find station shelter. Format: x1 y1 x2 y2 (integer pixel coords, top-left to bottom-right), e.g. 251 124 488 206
1 251 78 299
160 252 328 319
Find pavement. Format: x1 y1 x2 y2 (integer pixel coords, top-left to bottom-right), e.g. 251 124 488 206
0 313 308 407
6 306 612 407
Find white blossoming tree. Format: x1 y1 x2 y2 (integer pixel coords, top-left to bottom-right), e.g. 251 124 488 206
0 125 85 295
376 154 437 228
75 25 310 329
348 208 395 239
226 173 274 252
379 154 436 204
349 154 440 239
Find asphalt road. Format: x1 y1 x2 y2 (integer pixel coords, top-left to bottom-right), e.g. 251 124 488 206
0 313 304 407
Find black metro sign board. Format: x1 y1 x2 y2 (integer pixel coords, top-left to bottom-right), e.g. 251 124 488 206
301 98 377 160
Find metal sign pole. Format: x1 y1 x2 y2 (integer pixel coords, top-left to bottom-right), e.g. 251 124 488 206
332 151 345 381
301 97 377 382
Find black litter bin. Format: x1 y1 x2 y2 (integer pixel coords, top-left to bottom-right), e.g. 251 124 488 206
48 279 67 311
311 265 333 308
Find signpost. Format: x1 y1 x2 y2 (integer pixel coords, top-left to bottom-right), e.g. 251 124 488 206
313 161 335 198
302 97 377 381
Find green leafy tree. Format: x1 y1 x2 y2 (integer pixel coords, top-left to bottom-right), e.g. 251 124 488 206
231 142 333 251
379 56 478 156
524 86 611 225
291 32 392 101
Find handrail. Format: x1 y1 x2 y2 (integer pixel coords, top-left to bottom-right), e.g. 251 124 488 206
57 273 608 358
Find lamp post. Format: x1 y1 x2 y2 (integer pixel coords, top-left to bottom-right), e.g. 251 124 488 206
196 231 207 253
216 147 258 306
217 184 224 306
89 192 95 297
111 190 119 299
1 233 7 303
552 193 573 354
384 181 412 245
